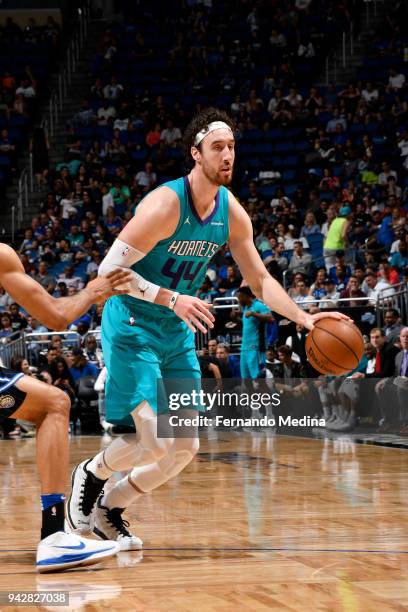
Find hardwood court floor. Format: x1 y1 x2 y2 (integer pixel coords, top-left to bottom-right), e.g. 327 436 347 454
0 432 407 611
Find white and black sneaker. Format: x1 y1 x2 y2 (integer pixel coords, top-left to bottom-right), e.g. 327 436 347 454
66 460 107 535
94 497 143 551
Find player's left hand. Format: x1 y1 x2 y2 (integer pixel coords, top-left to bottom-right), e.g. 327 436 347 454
85 270 133 303
244 311 253 318
302 311 353 331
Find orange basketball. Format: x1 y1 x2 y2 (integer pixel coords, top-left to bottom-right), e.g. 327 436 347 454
305 318 364 376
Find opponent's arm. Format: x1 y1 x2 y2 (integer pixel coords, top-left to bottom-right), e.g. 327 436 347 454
99 188 214 333
0 244 131 330
228 195 351 330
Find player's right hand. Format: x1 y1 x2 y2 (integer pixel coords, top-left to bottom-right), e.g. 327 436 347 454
85 270 133 303
173 295 215 333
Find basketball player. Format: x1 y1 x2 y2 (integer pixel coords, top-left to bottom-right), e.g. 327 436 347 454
0 242 132 571
67 108 351 548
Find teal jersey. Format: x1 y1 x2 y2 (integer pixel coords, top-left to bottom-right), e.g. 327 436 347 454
120 176 230 318
241 299 271 349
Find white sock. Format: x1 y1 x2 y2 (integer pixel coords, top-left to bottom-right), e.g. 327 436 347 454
102 475 142 509
87 451 113 480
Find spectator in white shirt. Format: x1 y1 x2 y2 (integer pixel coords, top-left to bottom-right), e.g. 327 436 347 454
102 184 114 216
103 76 123 101
160 119 182 147
16 78 36 98
135 162 157 191
293 280 314 309
378 161 397 186
364 272 394 301
388 68 406 91
361 82 379 104
97 101 116 125
60 193 77 219
285 88 303 109
319 279 340 308
57 265 84 291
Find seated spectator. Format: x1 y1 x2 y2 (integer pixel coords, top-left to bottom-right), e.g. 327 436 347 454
69 348 99 385
135 162 157 192
0 313 14 341
86 250 102 281
270 345 308 394
328 254 352 285
50 356 76 402
319 278 340 308
378 258 400 285
288 241 312 277
97 100 116 125
308 268 327 300
300 211 320 238
83 334 103 369
292 279 313 309
0 286 13 311
383 309 404 344
146 123 161 148
160 119 181 147
9 303 28 334
198 276 218 302
215 343 234 378
218 265 242 295
34 261 56 293
339 276 367 307
388 67 406 91
103 75 123 101
364 272 394 301
57 265 85 291
378 161 397 186
285 323 308 364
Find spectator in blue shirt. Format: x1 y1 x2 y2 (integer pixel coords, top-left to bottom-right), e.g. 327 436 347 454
69 348 99 384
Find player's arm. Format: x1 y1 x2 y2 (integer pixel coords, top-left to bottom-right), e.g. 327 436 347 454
228 195 351 330
99 187 214 333
0 244 132 330
246 311 274 323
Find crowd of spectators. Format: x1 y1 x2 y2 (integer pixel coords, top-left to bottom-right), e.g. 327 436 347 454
0 16 61 192
0 1 407 437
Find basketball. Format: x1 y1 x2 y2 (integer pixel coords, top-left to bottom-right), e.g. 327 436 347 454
305 318 364 375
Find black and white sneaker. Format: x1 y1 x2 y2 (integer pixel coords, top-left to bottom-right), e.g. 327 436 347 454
94 497 143 551
66 460 107 535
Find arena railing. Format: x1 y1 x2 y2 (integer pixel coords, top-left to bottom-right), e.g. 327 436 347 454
376 282 408 326
13 1 92 241
324 0 386 85
0 332 27 368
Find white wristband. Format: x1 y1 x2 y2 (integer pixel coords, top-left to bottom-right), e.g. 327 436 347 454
168 292 179 310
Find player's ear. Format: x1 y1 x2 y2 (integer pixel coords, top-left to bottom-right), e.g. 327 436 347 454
191 146 201 164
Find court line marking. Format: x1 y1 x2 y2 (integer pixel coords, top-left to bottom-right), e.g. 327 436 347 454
1 547 408 554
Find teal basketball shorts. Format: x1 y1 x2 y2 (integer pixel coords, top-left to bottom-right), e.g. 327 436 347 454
101 297 202 424
240 348 264 379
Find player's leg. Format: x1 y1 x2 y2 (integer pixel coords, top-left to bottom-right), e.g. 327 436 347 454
9 375 119 571
66 300 173 539
93 406 199 549
92 329 200 548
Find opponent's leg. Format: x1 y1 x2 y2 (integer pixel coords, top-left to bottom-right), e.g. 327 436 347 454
10 376 119 571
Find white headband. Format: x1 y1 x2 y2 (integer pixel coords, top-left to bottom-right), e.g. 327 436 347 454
194 121 233 146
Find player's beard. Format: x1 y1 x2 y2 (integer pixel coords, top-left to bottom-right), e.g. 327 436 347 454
201 159 233 186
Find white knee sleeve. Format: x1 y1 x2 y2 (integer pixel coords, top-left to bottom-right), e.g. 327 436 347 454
129 437 199 492
103 401 172 472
